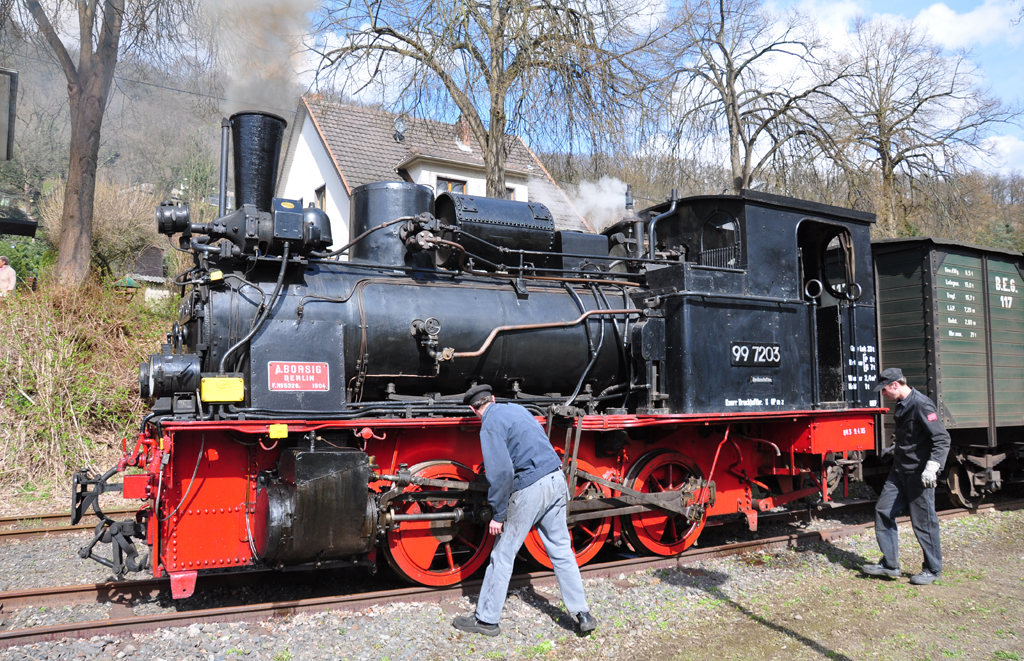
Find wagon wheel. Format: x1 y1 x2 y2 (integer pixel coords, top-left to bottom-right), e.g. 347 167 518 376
621 450 706 556
945 460 983 509
521 459 612 569
383 460 494 586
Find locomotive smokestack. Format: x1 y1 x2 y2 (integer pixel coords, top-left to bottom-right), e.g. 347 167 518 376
230 111 287 213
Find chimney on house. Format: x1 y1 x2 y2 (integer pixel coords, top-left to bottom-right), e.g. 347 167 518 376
455 115 471 147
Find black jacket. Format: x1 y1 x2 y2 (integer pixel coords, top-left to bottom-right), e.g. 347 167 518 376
892 388 951 473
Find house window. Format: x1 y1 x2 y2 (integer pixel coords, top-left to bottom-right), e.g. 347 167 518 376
437 177 466 195
315 185 327 210
505 187 515 200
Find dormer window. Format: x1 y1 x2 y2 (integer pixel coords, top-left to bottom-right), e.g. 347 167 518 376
437 177 466 194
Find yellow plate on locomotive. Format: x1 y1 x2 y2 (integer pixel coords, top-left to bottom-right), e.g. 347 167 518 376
200 376 245 402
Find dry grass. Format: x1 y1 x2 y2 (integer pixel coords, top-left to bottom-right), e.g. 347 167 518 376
38 178 162 275
0 280 175 507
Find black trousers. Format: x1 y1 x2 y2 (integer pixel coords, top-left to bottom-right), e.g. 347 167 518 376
875 469 942 574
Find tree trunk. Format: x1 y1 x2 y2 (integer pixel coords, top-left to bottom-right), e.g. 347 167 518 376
27 0 123 287
485 7 507 200
55 89 105 285
485 103 507 198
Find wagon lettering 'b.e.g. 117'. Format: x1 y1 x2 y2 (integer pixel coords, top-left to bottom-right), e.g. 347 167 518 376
72 110 886 598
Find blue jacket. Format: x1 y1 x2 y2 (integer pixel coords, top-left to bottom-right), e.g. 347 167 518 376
478 403 562 522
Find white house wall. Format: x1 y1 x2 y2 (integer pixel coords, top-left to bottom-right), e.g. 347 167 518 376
405 162 528 201
277 116 350 250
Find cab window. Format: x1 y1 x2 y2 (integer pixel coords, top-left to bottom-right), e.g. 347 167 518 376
700 211 743 268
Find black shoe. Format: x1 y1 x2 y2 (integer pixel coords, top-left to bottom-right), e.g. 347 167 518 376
910 570 940 585
576 611 597 633
861 562 901 579
452 614 500 637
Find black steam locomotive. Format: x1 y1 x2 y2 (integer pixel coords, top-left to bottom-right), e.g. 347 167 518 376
71 110 951 597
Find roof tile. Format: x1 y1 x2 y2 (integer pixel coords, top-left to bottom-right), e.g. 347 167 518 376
302 97 589 232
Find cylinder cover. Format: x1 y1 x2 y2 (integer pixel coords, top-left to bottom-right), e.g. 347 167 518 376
254 448 376 565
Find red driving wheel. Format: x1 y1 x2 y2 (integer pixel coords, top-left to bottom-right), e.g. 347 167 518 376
621 450 706 556
383 460 494 586
522 459 612 569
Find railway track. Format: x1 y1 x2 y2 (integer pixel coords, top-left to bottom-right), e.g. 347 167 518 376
0 509 137 542
1 498 1020 650
0 500 875 543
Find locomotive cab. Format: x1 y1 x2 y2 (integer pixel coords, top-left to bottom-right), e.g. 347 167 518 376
621 191 878 415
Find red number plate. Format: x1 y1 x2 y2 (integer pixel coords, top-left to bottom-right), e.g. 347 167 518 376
268 361 330 391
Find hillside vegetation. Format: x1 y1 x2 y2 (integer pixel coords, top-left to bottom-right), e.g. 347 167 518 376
0 283 175 505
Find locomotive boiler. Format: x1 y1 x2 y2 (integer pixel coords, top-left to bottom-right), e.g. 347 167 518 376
72 111 882 598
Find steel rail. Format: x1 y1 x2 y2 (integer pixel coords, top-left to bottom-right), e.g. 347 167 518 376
0 509 139 541
0 508 136 528
1 499 1020 649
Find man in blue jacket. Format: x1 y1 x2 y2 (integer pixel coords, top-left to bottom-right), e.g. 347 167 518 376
862 368 951 586
452 384 596 636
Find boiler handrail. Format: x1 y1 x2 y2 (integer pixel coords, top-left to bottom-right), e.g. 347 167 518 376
445 309 639 360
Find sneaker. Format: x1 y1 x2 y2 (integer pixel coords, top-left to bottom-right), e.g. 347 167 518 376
452 614 500 637
576 611 598 634
861 562 901 579
910 570 940 585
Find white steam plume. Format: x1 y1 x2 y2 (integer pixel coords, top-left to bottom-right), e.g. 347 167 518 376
568 177 630 233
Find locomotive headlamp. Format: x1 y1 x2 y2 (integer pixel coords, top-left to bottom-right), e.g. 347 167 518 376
155 201 191 236
139 348 201 399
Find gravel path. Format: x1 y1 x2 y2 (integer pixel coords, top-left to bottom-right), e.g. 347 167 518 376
1 503 1020 661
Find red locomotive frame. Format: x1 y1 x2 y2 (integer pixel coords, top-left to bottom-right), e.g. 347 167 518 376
115 408 878 599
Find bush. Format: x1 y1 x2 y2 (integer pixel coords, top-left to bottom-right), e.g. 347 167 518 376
0 280 176 491
37 178 161 277
0 234 53 285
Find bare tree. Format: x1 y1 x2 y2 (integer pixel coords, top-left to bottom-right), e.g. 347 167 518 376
816 17 1019 235
1 0 200 285
314 0 657 198
666 0 841 193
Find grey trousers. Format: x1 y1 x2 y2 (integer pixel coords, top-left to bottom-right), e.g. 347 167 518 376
875 469 943 575
475 470 589 624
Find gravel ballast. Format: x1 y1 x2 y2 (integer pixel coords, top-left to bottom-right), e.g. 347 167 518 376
1 504 1021 660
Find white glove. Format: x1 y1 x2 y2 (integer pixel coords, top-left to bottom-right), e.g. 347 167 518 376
921 460 941 489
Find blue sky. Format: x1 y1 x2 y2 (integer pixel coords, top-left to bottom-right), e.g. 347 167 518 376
778 0 1024 172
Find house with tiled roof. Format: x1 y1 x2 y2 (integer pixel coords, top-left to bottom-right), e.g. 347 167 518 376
277 96 589 250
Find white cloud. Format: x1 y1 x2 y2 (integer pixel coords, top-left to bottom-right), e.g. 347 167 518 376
978 134 1024 173
792 0 1023 51
792 0 862 42
913 1 1022 50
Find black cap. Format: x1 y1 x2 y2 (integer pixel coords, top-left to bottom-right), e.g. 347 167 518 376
873 367 904 391
463 384 493 406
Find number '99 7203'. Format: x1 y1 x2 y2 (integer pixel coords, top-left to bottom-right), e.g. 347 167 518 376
731 342 781 367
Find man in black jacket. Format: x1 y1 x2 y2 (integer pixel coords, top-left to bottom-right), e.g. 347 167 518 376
451 384 596 636
862 368 950 586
